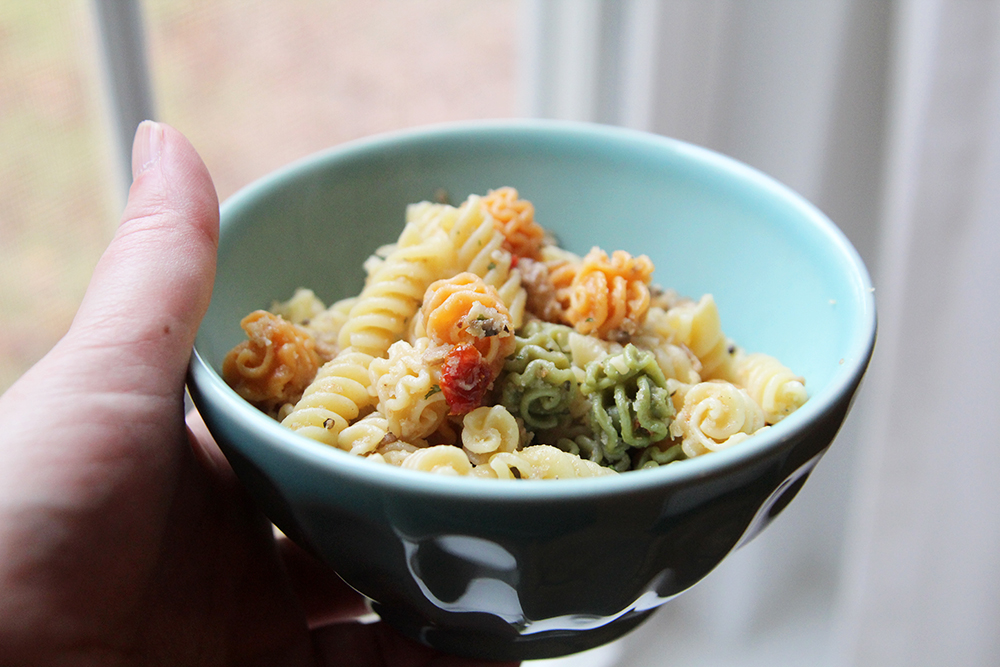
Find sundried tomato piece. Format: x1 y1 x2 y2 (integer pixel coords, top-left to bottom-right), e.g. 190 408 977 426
440 343 493 414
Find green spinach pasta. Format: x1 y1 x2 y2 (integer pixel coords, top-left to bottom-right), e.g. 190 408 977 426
223 187 808 478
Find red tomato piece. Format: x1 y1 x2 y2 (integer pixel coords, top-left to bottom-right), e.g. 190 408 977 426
440 343 493 414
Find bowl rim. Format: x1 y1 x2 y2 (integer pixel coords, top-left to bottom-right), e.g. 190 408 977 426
189 118 877 502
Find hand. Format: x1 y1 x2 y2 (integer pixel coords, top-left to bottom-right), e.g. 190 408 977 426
0 122 517 667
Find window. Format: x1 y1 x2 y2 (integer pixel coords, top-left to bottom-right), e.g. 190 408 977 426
0 0 518 392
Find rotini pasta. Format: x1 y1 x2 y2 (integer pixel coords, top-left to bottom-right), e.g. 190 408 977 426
280 347 374 448
368 338 450 441
561 247 655 340
497 322 580 432
662 295 738 381
401 444 474 476
446 196 528 327
270 288 326 326
337 410 391 457
223 189 807 477
481 186 545 260
418 273 516 375
732 352 808 424
222 310 322 417
472 445 616 480
580 344 675 470
670 380 766 458
461 405 521 465
269 291 356 362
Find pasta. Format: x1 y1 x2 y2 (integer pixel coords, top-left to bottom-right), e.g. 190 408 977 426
461 405 521 465
670 380 767 458
663 294 738 381
580 344 675 470
224 189 808 478
418 273 516 375
497 321 580 432
481 186 545 260
561 247 655 339
368 338 450 442
731 352 808 424
222 310 322 417
279 347 374 447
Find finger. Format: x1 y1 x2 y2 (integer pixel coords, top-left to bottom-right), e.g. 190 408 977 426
67 120 219 400
186 407 373 626
311 622 521 667
277 537 372 627
188 406 373 627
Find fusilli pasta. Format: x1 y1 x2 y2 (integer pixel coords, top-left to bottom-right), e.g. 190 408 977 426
670 380 766 458
223 188 807 478
222 310 322 417
732 352 807 424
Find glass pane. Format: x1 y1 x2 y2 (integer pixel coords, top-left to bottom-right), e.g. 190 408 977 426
143 0 519 201
0 1 119 392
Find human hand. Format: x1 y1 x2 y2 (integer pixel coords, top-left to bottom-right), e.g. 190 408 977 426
0 121 518 667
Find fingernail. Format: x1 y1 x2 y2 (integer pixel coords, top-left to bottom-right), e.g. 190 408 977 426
132 120 164 180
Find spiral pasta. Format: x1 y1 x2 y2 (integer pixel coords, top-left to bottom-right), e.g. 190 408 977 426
225 187 808 478
280 347 374 447
337 410 390 456
497 322 580 432
670 380 766 458
662 295 739 381
418 273 516 375
732 352 807 424
473 445 616 480
481 186 545 260
446 196 527 327
303 295 358 361
561 247 654 339
282 218 454 443
270 288 326 326
368 338 450 441
461 405 521 465
222 310 322 416
580 344 675 470
401 445 474 476
338 227 452 356
633 306 702 383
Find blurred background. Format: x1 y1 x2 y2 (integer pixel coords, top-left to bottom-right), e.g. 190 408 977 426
1 1 997 665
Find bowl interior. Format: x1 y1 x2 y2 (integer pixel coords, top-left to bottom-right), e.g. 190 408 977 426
193 119 875 491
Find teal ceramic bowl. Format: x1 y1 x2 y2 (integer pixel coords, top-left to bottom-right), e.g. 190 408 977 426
187 120 876 661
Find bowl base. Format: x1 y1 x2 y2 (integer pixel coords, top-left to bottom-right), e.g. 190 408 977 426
372 602 657 662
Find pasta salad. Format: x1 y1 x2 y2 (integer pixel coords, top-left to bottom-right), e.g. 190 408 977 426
222 188 807 479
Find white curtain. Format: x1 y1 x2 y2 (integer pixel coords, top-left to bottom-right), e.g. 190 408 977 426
521 1 1000 666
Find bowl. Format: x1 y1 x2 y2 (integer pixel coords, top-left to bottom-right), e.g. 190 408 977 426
187 119 876 661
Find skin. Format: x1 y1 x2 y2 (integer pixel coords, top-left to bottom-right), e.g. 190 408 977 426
0 122 518 667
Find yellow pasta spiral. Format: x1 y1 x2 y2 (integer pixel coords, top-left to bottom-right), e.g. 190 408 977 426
280 347 374 448
670 380 766 458
461 405 520 465
664 294 737 381
401 445 474 476
473 445 617 480
733 352 807 424
284 222 454 446
337 231 450 357
562 247 654 339
369 339 450 441
337 410 390 456
447 196 527 327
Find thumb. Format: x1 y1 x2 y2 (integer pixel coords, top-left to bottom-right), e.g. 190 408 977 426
67 121 219 399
